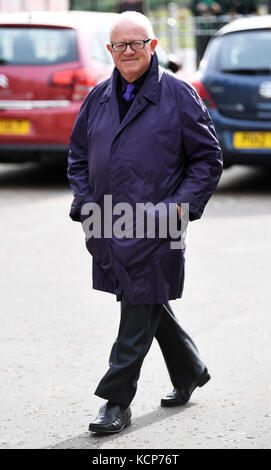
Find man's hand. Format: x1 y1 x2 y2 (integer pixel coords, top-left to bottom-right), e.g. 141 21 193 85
176 204 182 220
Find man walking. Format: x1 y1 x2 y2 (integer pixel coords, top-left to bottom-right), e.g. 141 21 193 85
67 11 223 434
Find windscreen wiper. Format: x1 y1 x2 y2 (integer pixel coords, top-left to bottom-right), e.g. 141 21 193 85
0 58 8 64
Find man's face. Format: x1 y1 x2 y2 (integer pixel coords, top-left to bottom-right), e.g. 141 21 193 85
107 20 158 83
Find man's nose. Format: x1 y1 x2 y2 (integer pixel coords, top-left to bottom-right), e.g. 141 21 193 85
123 44 135 54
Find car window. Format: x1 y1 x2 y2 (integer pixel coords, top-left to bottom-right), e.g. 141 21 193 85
0 27 78 65
91 29 113 65
211 30 271 72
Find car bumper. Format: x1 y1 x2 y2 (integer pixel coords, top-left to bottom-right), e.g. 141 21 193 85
209 109 271 166
0 101 80 162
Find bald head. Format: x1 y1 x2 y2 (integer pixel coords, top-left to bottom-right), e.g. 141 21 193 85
109 11 155 42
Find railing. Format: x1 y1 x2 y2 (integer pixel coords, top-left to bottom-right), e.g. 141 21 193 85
150 13 248 67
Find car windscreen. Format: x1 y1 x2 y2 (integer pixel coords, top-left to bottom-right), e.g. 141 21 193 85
0 27 78 65
208 30 271 74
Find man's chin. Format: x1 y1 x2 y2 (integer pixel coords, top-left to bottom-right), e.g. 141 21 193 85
120 68 141 82
121 64 139 74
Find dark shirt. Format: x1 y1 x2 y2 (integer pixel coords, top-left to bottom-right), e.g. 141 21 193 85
117 66 150 123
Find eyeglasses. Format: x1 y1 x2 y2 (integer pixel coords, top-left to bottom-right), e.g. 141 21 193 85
110 39 151 52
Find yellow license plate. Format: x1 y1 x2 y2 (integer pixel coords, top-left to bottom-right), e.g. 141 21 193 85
233 131 271 149
0 119 30 135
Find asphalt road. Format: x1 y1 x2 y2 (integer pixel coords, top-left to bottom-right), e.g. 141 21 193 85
0 161 270 449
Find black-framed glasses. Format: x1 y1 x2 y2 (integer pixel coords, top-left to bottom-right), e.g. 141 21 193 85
110 39 151 52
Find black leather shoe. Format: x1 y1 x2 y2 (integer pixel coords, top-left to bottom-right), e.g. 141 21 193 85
88 402 131 434
161 367 211 407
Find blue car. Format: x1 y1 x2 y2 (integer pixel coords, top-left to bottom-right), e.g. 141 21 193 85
191 15 271 168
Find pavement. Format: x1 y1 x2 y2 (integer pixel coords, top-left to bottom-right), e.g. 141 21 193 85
0 163 271 449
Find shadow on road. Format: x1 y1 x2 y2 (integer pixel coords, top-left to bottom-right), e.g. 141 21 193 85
217 165 271 194
0 159 69 190
0 162 270 216
48 403 194 449
0 162 270 194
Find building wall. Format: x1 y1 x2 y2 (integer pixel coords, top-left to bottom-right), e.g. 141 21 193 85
0 0 69 11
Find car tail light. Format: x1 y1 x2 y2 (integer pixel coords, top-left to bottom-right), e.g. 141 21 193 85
191 79 217 109
51 68 98 100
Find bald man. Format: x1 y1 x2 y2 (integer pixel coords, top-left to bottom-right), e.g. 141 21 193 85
67 12 222 434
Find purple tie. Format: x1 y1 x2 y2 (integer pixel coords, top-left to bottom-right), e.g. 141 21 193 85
123 83 135 102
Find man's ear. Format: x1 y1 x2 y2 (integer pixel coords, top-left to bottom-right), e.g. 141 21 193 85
106 43 113 55
150 38 158 54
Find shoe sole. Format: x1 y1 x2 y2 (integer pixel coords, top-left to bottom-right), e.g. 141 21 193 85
161 372 211 407
89 419 131 435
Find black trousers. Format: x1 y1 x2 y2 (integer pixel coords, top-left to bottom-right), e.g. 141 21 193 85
94 296 206 407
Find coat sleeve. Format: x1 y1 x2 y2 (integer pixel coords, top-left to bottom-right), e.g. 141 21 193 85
67 96 92 222
172 85 223 221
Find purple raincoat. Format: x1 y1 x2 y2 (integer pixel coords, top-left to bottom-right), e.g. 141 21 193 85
67 53 223 305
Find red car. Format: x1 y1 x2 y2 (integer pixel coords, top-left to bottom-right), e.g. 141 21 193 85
0 11 120 163
0 10 180 163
